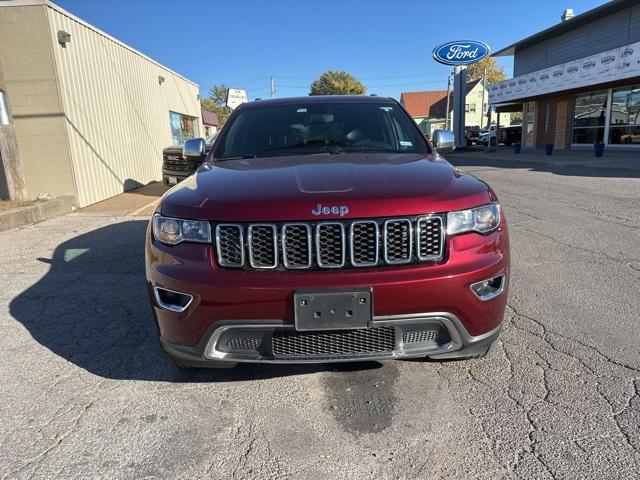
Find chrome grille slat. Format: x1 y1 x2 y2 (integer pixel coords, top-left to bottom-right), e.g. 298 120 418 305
282 224 312 269
316 223 345 268
248 224 278 269
215 224 244 268
213 216 444 270
350 221 379 267
416 216 444 261
383 219 413 264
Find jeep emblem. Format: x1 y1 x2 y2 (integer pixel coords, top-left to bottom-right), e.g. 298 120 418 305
311 203 349 217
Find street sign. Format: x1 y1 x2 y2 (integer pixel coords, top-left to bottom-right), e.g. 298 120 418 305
432 40 491 66
226 88 248 111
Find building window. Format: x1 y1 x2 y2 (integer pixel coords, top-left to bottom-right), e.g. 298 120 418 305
544 104 550 132
524 102 535 147
572 90 608 144
169 111 197 145
465 104 469 112
608 85 640 145
465 104 476 113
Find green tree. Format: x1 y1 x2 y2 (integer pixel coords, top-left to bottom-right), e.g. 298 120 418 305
309 71 366 96
466 57 507 84
202 84 231 127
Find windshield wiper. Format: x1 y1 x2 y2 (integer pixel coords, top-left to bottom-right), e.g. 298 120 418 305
216 154 258 160
349 147 403 153
255 139 350 155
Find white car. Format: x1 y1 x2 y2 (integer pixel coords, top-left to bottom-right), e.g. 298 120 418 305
479 126 497 145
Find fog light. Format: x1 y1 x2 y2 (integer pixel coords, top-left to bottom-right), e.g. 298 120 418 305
470 274 505 301
154 287 193 312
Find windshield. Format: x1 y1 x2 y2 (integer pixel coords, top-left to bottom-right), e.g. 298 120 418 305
214 102 429 159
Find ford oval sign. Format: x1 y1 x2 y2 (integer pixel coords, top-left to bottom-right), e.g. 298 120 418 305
432 40 491 66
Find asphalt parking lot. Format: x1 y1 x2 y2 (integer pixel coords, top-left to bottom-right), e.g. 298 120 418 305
1 159 639 479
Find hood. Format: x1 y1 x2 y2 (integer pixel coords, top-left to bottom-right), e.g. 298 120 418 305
160 153 495 221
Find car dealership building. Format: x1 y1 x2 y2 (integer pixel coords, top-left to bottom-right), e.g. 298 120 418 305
488 0 640 150
0 0 202 207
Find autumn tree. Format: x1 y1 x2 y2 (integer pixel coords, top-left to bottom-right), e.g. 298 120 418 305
202 84 231 127
309 71 366 96
465 57 507 84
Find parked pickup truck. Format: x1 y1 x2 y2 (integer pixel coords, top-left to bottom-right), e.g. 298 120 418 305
146 96 510 369
162 133 218 185
479 125 522 146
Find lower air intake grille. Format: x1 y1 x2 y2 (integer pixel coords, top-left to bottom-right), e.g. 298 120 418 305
402 330 439 344
272 327 395 357
227 337 262 351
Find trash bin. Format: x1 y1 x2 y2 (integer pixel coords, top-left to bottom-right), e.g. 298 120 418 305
594 142 605 157
514 143 521 154
545 143 554 156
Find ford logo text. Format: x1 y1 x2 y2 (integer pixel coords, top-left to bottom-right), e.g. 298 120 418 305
432 40 490 66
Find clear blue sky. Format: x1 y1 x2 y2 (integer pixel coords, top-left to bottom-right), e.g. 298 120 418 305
54 0 607 100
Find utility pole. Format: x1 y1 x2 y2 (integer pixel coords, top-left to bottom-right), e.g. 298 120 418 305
480 67 487 130
0 59 26 201
444 72 452 130
452 65 467 149
270 77 276 99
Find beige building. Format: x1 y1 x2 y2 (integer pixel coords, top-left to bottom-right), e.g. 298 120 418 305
0 0 202 207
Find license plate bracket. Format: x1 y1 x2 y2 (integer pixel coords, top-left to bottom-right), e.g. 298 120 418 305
168 176 178 184
294 289 373 331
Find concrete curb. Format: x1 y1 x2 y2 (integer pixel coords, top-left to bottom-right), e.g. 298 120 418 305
447 152 640 173
0 196 78 233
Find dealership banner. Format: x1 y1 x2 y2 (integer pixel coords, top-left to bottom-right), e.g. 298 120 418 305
488 40 640 104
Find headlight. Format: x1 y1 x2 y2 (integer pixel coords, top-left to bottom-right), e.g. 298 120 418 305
447 203 500 235
152 214 211 245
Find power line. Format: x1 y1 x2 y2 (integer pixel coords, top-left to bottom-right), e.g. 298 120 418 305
367 79 448 88
206 75 271 88
360 72 445 80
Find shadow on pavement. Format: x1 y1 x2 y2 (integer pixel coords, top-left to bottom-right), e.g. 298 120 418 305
448 154 640 179
9 220 382 382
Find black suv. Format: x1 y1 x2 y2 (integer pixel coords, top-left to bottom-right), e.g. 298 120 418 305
162 133 218 185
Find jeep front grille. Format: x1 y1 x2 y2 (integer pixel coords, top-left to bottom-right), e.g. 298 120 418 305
214 215 444 270
163 154 192 172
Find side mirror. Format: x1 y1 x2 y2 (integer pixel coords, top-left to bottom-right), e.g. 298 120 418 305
183 137 206 158
432 129 456 154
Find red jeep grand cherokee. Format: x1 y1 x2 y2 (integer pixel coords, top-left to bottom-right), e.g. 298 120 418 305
145 96 509 368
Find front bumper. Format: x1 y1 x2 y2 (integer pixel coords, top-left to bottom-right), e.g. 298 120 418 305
160 312 502 367
162 171 191 185
146 216 509 366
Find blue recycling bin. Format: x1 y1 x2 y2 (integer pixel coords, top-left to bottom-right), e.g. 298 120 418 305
545 143 554 156
594 143 605 157
514 143 521 154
